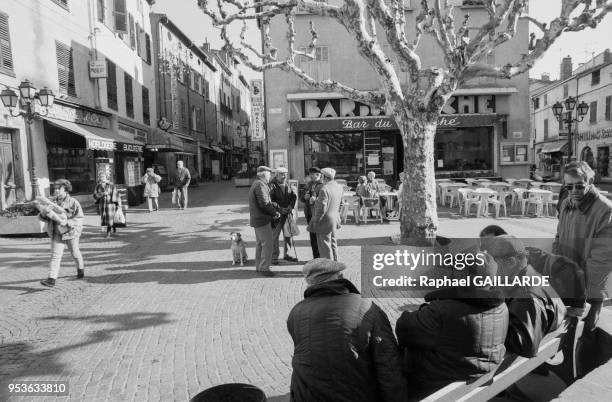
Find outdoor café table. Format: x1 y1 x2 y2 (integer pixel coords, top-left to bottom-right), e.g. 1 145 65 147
479 181 508 189
438 183 466 206
471 188 497 216
514 179 532 189
379 191 400 219
505 178 517 186
530 181 545 188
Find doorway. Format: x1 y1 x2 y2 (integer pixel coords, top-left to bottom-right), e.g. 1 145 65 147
0 130 16 208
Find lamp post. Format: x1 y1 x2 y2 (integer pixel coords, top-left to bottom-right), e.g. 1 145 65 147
552 96 589 162
1 80 55 200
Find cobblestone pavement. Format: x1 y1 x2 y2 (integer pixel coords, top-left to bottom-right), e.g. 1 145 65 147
0 182 560 401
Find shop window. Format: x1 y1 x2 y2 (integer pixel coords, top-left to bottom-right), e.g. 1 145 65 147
304 132 364 180
124 73 133 118
55 41 76 97
46 145 95 194
435 127 493 171
596 147 609 177
142 86 150 125
501 143 529 164
0 12 14 75
591 69 600 86
605 96 611 121
106 59 118 110
581 147 595 168
590 101 597 123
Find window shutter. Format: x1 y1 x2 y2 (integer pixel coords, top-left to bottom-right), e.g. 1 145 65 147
128 14 136 49
113 0 128 34
124 73 133 118
55 41 76 96
0 13 14 72
606 96 611 121
590 101 597 123
106 59 117 110
142 86 150 125
145 33 151 63
135 23 142 56
97 0 105 23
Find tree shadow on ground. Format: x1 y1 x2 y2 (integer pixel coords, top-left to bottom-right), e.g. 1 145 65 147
0 312 172 400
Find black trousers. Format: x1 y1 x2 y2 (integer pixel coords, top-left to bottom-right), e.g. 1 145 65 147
305 215 319 259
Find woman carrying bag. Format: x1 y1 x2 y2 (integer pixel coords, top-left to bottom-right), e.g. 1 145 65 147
93 175 122 238
142 167 161 212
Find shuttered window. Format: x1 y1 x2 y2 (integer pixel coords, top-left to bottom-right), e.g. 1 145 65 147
124 73 133 118
97 0 105 23
55 41 76 97
144 33 151 64
0 12 14 74
142 86 150 125
135 23 142 57
106 59 117 110
606 96 611 121
129 14 136 49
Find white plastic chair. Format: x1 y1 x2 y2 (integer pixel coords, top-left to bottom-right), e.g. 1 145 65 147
457 188 473 214
464 191 484 217
341 195 361 224
512 188 527 210
442 186 461 208
525 192 545 216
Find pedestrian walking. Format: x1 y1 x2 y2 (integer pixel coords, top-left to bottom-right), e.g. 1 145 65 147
300 167 323 258
40 179 85 287
307 167 343 261
173 160 191 209
93 175 121 238
269 167 298 264
248 166 280 276
142 167 161 212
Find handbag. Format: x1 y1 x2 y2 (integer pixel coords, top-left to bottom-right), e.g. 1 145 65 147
113 207 127 227
283 211 300 237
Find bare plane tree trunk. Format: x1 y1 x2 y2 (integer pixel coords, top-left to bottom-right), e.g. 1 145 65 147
399 116 438 245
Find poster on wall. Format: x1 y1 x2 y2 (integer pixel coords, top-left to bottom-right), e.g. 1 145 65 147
270 149 288 171
124 160 142 187
367 154 380 166
383 160 394 175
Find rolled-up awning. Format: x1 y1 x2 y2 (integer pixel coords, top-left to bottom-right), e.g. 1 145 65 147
44 118 144 151
146 129 184 151
211 145 225 153
541 140 568 153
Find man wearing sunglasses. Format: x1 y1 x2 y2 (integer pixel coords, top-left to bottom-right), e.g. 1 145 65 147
553 161 612 336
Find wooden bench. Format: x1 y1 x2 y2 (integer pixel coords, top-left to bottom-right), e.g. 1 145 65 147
421 313 586 402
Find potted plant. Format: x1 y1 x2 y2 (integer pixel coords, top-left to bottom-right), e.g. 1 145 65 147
0 203 47 236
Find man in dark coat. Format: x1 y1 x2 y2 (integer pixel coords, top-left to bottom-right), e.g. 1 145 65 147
269 167 298 264
395 253 509 396
485 235 566 358
307 168 344 261
174 160 191 209
248 166 280 276
300 167 323 258
287 259 407 402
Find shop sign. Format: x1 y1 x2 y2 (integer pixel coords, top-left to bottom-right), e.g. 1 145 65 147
88 139 115 150
89 60 107 78
118 123 147 144
441 95 496 114
117 142 143 153
46 103 109 128
251 101 265 141
577 127 612 141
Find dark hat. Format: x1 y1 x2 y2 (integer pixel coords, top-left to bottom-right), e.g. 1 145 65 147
484 235 527 258
302 258 346 285
257 166 273 173
308 167 321 174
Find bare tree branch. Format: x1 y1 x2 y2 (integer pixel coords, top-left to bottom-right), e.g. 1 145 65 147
520 15 547 33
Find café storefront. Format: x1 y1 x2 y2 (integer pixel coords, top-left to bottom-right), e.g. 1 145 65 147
289 96 510 186
43 102 145 204
576 127 612 182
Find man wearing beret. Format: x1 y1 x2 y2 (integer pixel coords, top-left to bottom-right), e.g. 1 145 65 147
307 167 343 261
287 259 407 401
269 166 298 264
248 166 281 276
300 167 323 258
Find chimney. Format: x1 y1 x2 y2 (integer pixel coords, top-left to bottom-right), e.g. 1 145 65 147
604 49 611 63
541 73 550 82
560 56 573 80
201 41 210 53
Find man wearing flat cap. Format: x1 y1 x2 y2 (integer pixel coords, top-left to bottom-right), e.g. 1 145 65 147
287 258 407 401
248 166 281 276
307 167 343 261
269 166 298 264
484 235 566 358
300 167 323 258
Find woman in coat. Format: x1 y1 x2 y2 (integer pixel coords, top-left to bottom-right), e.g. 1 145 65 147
40 179 85 287
142 167 161 212
93 175 121 238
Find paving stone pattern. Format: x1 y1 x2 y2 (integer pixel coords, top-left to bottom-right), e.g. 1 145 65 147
0 182 560 401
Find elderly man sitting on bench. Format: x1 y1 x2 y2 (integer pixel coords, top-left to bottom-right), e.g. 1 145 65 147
484 235 567 358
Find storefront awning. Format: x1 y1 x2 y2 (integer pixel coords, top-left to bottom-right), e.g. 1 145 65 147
211 145 225 153
200 144 213 151
290 114 504 132
44 118 144 151
146 129 184 151
541 140 569 153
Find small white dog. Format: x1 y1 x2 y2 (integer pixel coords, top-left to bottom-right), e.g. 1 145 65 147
230 232 248 266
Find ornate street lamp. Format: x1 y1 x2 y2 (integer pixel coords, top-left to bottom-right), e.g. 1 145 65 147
0 80 55 200
552 96 589 161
